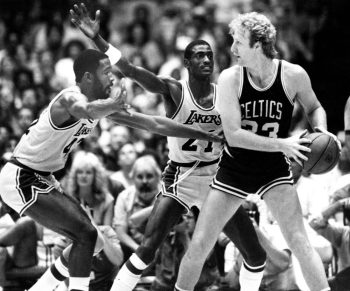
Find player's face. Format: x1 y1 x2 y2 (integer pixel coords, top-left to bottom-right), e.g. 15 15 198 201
187 45 214 78
76 166 95 187
231 28 256 66
92 58 114 99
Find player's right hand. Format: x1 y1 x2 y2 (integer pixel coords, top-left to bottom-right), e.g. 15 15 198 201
70 3 100 39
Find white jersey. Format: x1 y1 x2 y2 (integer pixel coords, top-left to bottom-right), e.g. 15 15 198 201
168 80 222 163
13 86 98 172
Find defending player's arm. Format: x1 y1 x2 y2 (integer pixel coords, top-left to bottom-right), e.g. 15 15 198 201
52 90 126 124
107 110 222 142
217 67 310 165
70 3 179 100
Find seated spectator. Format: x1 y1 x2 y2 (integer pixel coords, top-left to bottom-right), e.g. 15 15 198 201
109 143 138 190
309 197 350 272
67 151 115 226
0 202 56 290
103 125 132 173
113 155 161 259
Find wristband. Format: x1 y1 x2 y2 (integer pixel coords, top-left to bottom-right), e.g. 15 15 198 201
105 44 122 65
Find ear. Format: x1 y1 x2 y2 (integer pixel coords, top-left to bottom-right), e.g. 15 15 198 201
184 59 190 68
84 72 94 82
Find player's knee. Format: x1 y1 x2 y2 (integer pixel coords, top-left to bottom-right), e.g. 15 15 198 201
74 222 98 246
94 230 105 255
244 246 267 267
17 217 36 236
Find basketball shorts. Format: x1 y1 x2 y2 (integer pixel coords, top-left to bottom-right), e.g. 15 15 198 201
161 160 219 212
211 148 293 199
0 162 55 216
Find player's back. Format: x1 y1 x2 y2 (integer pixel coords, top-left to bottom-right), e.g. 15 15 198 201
167 80 222 164
13 86 98 172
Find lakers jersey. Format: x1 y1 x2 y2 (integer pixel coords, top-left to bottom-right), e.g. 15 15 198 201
13 86 98 172
168 80 222 163
227 60 294 167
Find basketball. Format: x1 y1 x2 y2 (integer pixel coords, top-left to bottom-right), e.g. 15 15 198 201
303 132 340 174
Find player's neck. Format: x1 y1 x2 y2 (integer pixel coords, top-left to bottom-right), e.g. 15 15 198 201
247 58 276 86
188 76 211 99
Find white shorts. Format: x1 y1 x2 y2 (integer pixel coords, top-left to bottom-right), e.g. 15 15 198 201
161 160 218 212
0 162 55 216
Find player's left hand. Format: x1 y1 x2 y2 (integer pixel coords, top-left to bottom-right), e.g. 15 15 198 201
314 126 342 152
207 131 224 143
70 3 100 39
112 78 131 115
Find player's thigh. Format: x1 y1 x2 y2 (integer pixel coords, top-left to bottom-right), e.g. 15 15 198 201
191 189 243 250
24 189 92 239
263 184 306 237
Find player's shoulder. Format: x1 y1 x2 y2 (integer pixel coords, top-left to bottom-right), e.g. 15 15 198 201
218 65 241 86
60 88 87 105
281 60 309 81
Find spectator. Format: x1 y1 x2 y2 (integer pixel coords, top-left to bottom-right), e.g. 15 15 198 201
309 197 350 272
113 155 161 258
67 151 114 226
109 143 138 190
104 124 132 172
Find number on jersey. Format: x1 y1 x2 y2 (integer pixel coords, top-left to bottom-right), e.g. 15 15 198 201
242 120 279 138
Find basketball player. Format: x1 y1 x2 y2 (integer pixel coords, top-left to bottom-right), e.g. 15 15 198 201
0 48 222 291
71 4 266 291
174 12 339 291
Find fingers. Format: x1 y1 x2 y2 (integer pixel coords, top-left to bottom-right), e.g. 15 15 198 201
95 10 101 22
73 4 82 16
299 138 312 149
81 3 89 15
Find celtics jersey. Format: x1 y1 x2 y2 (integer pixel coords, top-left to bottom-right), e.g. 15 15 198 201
167 80 222 164
226 59 294 167
13 86 98 172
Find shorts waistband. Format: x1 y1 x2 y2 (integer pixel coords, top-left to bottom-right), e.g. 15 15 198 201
9 157 52 177
170 158 219 168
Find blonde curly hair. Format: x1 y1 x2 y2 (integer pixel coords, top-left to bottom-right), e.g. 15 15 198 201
67 151 109 205
229 12 278 59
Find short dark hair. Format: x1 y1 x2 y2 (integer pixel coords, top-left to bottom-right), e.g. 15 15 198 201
73 49 108 82
184 40 211 60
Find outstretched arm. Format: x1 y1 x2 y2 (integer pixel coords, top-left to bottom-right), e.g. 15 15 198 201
107 111 222 142
70 3 177 98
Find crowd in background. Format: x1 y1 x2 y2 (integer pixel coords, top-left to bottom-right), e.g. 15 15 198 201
0 0 349 290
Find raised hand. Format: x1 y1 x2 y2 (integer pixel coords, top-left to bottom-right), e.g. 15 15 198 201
112 79 131 115
70 3 100 39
